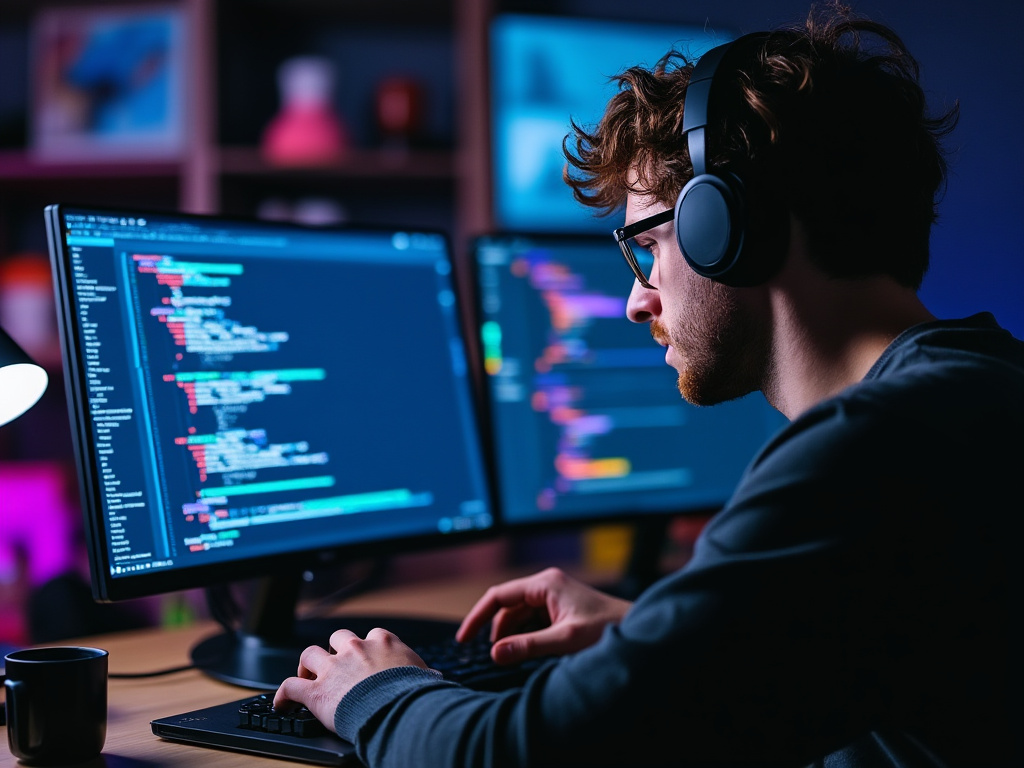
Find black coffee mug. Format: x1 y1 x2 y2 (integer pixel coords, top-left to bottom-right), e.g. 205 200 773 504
4 646 108 765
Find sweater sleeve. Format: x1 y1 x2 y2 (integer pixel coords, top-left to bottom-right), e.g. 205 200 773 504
334 666 448 743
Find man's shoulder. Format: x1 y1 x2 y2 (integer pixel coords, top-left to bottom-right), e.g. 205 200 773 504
871 312 1024 381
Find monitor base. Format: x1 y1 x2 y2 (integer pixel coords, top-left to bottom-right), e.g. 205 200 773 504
191 614 462 690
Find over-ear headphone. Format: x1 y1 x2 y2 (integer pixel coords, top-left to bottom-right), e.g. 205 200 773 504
675 33 788 286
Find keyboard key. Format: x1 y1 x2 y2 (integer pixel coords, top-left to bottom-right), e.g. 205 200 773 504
237 695 325 738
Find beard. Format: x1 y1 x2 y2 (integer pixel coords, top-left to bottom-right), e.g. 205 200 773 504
651 279 766 406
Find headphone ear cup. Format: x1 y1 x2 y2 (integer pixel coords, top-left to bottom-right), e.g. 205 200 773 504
674 172 746 282
675 171 789 287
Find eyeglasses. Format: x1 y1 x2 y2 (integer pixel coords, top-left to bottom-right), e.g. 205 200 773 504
612 208 674 289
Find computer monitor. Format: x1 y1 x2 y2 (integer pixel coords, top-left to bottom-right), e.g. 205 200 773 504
490 13 734 232
45 204 495 688
471 232 787 536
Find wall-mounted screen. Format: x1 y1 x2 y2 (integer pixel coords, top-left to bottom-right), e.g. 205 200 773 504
490 14 734 232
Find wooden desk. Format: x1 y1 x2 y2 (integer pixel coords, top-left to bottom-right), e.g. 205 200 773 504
2 571 528 768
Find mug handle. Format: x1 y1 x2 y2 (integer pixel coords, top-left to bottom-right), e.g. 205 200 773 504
5 679 41 759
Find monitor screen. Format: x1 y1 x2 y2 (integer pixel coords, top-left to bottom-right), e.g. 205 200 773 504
472 233 787 529
490 14 734 233
45 204 495 685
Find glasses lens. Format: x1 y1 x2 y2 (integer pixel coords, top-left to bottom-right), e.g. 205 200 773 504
629 240 654 282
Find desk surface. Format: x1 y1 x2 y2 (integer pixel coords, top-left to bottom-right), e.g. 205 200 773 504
2 569 544 768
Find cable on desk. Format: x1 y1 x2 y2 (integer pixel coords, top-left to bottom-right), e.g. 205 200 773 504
3 663 196 682
109 663 197 679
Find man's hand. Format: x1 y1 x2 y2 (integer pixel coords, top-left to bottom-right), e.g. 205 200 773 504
273 627 429 732
456 567 632 665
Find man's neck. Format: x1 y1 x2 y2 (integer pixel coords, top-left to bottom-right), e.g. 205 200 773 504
763 270 935 420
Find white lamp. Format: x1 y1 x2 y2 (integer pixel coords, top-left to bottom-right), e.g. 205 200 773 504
0 325 49 426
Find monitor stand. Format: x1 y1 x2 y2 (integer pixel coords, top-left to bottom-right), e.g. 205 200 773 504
609 517 671 600
189 570 461 690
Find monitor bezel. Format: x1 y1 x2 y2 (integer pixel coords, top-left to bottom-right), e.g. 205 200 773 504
46 203 500 603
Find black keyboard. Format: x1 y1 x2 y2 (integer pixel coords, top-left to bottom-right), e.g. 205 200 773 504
416 631 521 685
153 632 553 765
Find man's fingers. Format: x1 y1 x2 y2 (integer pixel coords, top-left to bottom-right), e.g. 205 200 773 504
274 674 313 711
295 643 332 678
492 623 579 665
457 575 546 642
364 627 399 643
490 603 541 641
457 593 504 642
328 628 358 652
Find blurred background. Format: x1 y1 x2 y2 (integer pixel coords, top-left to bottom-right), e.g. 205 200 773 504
1 0 1021 649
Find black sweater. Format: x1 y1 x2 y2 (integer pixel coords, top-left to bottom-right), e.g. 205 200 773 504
335 313 1024 768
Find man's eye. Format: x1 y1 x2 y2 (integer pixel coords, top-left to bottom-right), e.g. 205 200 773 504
632 242 655 271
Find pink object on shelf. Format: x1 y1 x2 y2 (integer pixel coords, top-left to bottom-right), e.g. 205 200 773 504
261 56 349 166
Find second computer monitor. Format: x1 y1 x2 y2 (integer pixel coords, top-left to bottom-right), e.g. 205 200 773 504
473 233 787 529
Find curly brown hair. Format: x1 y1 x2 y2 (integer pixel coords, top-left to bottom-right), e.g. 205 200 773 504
563 2 959 288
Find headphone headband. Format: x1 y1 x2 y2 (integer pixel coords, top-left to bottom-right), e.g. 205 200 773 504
682 33 769 176
681 36 739 176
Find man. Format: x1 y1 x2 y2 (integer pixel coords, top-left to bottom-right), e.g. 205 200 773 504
275 4 1023 766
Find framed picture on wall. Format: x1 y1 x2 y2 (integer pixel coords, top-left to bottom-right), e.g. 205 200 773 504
29 4 187 162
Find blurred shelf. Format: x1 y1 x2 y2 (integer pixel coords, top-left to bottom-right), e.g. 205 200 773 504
215 146 456 181
0 147 456 183
0 0 492 246
0 150 181 181
226 0 455 25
